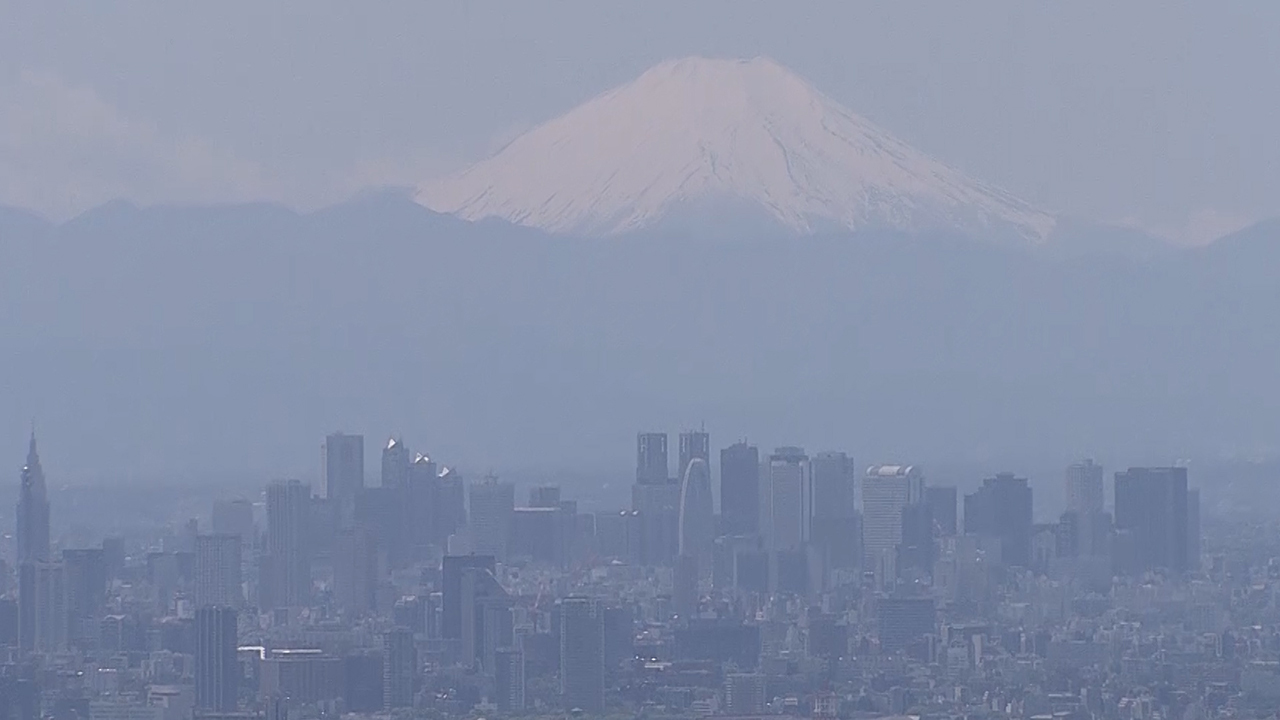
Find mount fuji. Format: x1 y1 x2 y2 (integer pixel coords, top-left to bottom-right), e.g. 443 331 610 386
417 56 1056 244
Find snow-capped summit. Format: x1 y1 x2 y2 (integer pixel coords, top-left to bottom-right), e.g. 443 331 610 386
417 56 1055 242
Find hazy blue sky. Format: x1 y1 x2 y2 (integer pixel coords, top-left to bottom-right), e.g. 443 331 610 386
2 1 1278 242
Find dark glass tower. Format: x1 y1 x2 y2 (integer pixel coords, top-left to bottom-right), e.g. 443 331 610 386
195 606 239 711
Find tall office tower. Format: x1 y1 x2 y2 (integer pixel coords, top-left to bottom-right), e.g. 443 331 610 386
62 548 106 649
435 467 467 544
811 451 860 569
382 627 417 709
307 495 340 560
678 458 715 571
1114 467 1189 575
322 432 364 507
442 555 496 640
1066 459 1105 514
195 535 243 608
559 596 605 713
528 485 561 508
334 527 378 616
963 473 1034 568
898 502 934 577
195 606 238 712
636 432 669 484
724 673 766 715
811 452 854 516
407 454 438 559
381 437 411 489
19 560 65 653
1187 488 1201 572
16 432 50 565
862 466 925 574
678 429 710 480
459 567 512 671
631 479 681 567
925 486 958 536
468 477 515 560
265 480 311 608
493 647 526 712
719 442 760 536
1057 507 1112 560
766 447 811 552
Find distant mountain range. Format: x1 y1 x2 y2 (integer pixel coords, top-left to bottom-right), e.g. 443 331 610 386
2 192 1280 485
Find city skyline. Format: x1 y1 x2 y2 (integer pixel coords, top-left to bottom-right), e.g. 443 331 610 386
1 6 1273 718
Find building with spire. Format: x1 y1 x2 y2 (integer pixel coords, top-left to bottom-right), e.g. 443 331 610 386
17 432 50 565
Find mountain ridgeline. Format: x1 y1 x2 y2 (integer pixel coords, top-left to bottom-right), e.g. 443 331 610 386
1 193 1279 481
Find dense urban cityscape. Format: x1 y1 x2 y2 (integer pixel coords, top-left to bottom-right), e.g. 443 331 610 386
0 428 1265 720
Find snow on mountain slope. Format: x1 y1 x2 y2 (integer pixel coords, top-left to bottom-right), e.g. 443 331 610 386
416 56 1056 242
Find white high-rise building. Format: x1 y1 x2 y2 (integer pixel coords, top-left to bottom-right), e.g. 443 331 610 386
766 447 810 552
862 465 925 573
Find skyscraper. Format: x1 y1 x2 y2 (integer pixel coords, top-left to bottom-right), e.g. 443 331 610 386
677 429 710 480
963 473 1034 568
195 534 243 608
468 477 515 560
560 596 605 713
631 479 681 567
16 432 50 565
265 480 311 608
195 606 239 712
811 451 859 569
62 548 106 649
442 554 496 640
322 432 364 507
636 432 669 484
382 627 417 709
766 447 810 552
898 501 934 577
381 437 411 489
862 465 925 575
1066 459 1105 514
925 486 958 536
459 566 512 671
493 647 526 712
677 457 714 572
434 466 467 545
719 442 760 536
19 559 65 653
1187 487 1201 572
407 454 439 559
1114 467 1189 575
